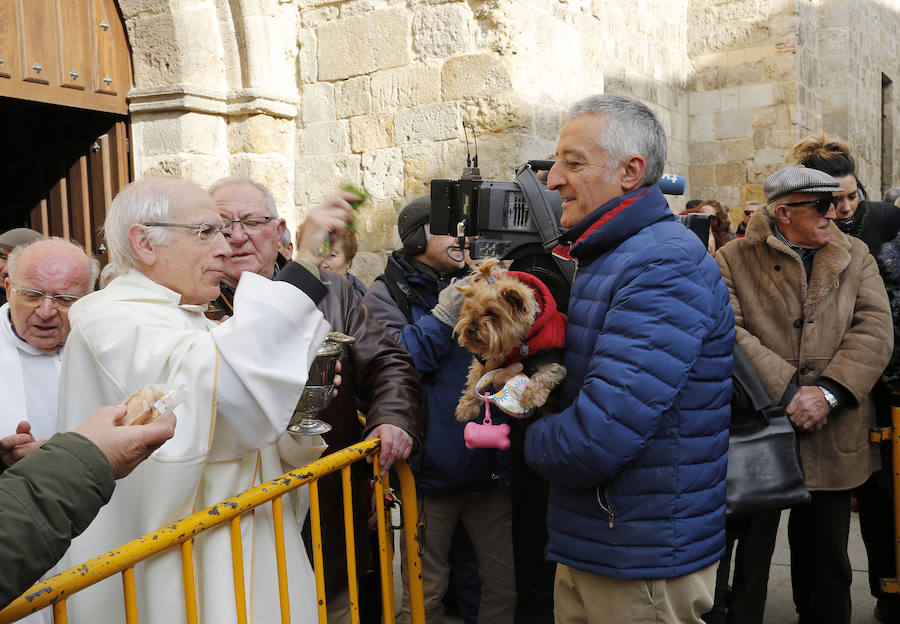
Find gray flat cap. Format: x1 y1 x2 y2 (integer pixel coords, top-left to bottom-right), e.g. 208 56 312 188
0 228 43 252
764 166 842 203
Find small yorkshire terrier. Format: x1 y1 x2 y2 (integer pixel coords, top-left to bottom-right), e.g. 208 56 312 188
454 258 567 423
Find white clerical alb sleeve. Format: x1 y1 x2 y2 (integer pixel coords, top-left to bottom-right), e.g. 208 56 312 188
210 272 330 458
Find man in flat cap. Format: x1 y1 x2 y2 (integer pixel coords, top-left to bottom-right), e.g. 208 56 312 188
716 166 893 624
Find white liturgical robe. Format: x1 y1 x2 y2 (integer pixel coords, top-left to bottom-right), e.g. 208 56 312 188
57 268 330 624
0 307 61 624
0 303 62 443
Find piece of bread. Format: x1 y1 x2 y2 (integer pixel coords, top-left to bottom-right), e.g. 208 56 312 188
123 387 164 426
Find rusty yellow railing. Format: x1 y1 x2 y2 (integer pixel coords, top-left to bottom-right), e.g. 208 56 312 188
0 439 424 624
881 396 900 595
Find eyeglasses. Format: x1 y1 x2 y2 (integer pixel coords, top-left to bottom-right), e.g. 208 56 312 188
781 196 838 215
11 286 81 308
744 210 756 216
143 222 229 241
221 216 277 235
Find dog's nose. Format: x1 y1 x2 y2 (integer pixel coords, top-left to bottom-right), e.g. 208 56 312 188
466 324 477 336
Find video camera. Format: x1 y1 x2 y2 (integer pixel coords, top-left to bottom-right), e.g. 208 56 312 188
430 159 562 262
428 125 707 309
429 165 707 262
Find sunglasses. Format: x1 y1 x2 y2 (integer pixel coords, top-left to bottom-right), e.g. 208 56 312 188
743 210 755 216
781 196 838 215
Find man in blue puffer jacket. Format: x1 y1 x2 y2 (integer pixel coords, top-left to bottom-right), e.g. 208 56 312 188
363 197 515 623
525 94 734 623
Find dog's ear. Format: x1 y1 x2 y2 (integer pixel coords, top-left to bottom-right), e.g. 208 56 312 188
500 284 529 316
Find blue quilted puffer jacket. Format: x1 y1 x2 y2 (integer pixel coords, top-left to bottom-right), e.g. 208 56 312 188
525 185 734 579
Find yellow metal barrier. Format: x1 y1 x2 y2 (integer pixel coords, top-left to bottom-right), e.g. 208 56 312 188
883 395 900 595
0 439 425 624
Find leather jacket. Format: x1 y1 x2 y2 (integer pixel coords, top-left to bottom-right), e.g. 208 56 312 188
306 267 422 596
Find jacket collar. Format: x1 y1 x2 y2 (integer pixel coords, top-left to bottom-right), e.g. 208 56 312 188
554 185 674 263
745 209 852 316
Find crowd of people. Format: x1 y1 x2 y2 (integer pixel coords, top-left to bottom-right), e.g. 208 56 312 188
0 92 898 624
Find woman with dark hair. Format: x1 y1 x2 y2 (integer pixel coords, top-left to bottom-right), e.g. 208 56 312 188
793 135 900 624
792 135 900 258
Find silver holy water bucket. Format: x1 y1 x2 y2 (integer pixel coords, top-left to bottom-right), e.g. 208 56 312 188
287 331 356 436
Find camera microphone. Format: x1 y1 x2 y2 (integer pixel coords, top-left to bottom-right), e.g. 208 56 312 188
657 174 686 195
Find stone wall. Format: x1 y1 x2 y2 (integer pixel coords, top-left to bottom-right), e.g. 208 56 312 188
295 0 698 280
687 0 809 217
687 0 900 227
822 0 900 195
117 0 900 284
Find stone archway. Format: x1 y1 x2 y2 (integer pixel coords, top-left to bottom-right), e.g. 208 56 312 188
116 0 302 232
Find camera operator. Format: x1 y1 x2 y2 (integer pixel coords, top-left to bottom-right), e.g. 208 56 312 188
363 197 516 624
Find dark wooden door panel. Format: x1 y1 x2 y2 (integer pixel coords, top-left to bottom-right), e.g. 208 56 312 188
59 0 92 91
0 0 17 79
69 155 92 250
92 0 118 96
19 0 57 85
1 97 131 263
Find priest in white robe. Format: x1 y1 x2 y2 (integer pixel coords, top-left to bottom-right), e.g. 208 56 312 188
56 176 355 624
0 238 97 624
0 238 96 458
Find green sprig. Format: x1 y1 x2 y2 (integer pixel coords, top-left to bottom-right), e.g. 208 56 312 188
319 184 370 255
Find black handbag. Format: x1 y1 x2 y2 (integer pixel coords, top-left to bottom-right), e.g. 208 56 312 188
726 344 811 517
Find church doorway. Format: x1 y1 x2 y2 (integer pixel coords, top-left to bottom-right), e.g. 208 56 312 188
0 0 133 259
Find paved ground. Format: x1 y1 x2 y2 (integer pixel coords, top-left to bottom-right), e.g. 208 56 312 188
411 510 884 623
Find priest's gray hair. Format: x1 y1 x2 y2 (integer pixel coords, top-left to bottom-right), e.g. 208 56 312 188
569 94 667 187
208 176 279 217
7 237 100 292
103 177 186 270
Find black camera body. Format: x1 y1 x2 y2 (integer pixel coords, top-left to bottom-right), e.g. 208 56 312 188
680 213 711 245
430 160 563 262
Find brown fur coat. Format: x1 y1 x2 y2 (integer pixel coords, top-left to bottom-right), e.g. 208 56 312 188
716 209 892 490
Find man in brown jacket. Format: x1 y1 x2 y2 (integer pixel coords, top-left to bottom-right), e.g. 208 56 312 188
716 166 892 624
210 176 423 622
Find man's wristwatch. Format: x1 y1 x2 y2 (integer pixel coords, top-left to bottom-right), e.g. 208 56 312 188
818 386 838 409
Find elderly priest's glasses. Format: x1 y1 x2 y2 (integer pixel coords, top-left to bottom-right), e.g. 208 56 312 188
143 222 229 241
11 286 81 308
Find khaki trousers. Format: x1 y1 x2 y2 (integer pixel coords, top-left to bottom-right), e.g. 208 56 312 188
554 562 717 624
325 588 351 623
399 489 516 624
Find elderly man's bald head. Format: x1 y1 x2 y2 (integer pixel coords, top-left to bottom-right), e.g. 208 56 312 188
5 238 97 353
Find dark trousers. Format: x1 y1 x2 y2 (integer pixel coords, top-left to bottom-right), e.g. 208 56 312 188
788 490 852 624
703 510 780 624
857 467 900 621
730 510 781 624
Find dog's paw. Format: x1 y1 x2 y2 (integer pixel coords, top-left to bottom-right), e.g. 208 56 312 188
519 363 566 410
455 396 482 422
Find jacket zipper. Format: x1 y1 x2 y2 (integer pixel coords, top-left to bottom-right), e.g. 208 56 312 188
596 486 615 528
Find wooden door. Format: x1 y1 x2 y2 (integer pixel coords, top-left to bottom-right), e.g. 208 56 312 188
1 98 130 259
0 0 132 260
0 0 130 114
